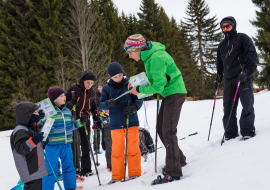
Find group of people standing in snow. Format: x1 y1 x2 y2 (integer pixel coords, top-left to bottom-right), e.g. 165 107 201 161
10 16 257 190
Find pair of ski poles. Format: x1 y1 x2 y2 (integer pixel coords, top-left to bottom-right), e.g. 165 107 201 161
72 91 101 185
208 71 243 145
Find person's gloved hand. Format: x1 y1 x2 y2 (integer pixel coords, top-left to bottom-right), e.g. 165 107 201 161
43 137 49 149
32 132 44 145
238 71 247 82
102 141 106 151
106 99 118 108
124 104 138 116
92 114 100 122
213 74 223 90
39 110 45 120
80 114 88 124
92 124 97 130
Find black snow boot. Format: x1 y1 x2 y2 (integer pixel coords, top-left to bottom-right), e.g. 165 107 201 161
151 175 180 186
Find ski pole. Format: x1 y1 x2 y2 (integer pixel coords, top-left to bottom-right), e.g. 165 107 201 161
221 81 241 146
82 114 101 185
44 152 63 190
94 124 100 166
208 88 219 141
155 94 159 173
114 90 130 101
72 91 79 173
124 100 131 182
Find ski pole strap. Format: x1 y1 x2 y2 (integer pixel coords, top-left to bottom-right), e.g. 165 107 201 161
234 81 241 101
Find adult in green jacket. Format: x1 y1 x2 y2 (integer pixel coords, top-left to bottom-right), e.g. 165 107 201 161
124 34 187 185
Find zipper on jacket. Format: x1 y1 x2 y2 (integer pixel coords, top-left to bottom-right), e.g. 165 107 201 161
80 89 87 117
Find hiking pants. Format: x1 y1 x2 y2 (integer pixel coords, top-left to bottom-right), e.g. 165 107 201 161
24 178 42 190
223 77 256 138
111 127 141 180
157 93 186 178
93 128 101 151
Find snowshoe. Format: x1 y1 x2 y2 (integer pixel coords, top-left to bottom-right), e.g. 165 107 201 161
76 177 85 181
151 175 180 186
242 134 255 141
108 179 121 185
121 176 139 182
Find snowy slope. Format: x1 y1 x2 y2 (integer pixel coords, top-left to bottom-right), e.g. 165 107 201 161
1 91 270 190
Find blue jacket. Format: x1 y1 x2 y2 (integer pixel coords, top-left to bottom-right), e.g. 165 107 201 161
100 78 143 130
41 106 83 145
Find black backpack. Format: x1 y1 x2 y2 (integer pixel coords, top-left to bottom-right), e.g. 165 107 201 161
139 128 155 157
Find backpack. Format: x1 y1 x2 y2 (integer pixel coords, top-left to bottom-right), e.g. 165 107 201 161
139 128 155 160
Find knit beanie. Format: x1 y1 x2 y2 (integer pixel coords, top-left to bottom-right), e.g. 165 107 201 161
97 83 104 87
123 34 147 52
83 73 96 82
47 86 65 102
107 62 125 78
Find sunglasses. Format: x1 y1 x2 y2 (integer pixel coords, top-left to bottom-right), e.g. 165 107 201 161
221 24 232 30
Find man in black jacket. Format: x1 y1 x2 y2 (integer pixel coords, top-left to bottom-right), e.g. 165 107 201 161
214 16 257 141
66 70 101 177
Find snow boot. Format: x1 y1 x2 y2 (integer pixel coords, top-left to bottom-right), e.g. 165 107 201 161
80 170 93 177
151 175 180 186
242 134 256 141
108 179 121 185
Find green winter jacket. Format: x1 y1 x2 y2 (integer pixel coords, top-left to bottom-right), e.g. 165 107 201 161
139 41 187 98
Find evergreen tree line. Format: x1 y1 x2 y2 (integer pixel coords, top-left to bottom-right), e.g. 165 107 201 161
0 0 267 131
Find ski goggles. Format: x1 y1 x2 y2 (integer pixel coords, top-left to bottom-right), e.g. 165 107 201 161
221 24 232 30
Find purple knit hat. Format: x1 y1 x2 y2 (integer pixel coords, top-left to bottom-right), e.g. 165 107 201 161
123 34 147 52
47 86 65 102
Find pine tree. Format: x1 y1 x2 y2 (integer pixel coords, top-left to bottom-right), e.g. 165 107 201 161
0 0 37 130
32 0 75 91
250 0 270 89
182 0 222 92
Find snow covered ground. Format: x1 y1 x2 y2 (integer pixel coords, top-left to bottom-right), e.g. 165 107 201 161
1 90 270 190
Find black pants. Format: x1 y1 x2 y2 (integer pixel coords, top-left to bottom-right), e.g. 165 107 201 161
103 122 112 169
157 93 186 178
24 178 42 190
71 120 92 172
93 128 101 151
223 77 256 138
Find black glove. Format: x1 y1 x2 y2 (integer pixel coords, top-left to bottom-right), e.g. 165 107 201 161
32 132 44 145
92 114 100 122
39 110 45 119
124 104 138 116
106 99 118 108
102 141 106 151
96 121 102 129
80 114 88 124
213 74 223 90
43 137 49 149
238 71 247 82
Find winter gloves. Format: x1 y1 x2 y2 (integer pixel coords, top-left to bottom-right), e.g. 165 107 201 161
238 71 247 82
32 132 44 145
80 114 88 124
213 74 223 90
106 99 118 108
124 104 138 116
39 110 45 120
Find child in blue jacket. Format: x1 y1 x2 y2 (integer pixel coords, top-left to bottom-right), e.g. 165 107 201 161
99 62 143 184
42 87 86 190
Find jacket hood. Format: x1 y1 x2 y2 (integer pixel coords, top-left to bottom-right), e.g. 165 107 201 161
15 102 40 126
220 16 237 29
140 41 166 62
79 69 95 88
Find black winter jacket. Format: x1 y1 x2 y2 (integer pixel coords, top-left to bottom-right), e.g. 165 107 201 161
66 70 98 120
217 16 257 80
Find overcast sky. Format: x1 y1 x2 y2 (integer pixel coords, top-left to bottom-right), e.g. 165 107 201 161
113 0 259 39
